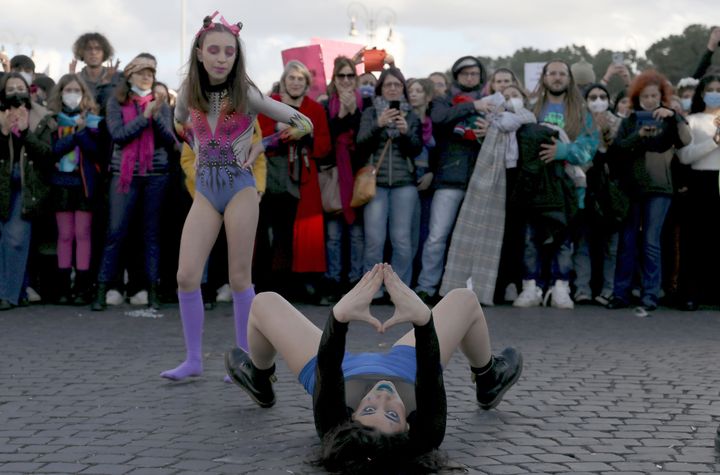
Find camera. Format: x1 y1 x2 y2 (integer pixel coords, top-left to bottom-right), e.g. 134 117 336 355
389 100 400 110
635 110 661 129
612 52 624 65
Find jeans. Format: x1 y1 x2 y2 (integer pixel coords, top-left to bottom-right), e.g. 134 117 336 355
523 222 574 288
573 218 619 298
0 190 32 304
363 185 419 285
613 194 671 306
325 213 364 284
97 175 169 284
416 188 465 295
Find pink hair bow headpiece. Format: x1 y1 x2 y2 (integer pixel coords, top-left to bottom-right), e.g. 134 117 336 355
195 11 243 38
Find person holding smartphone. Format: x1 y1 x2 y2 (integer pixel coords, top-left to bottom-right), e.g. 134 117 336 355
676 74 720 310
606 70 691 313
357 67 423 300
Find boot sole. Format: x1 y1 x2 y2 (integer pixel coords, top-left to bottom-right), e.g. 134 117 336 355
478 352 524 410
224 350 276 408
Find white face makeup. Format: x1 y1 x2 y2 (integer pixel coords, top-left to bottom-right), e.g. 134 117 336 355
352 380 408 434
197 30 238 85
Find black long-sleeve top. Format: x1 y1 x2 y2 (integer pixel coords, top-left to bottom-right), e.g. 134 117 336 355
313 312 446 453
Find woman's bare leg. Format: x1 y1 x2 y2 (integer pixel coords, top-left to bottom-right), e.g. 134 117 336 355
247 292 322 376
176 194 224 291
393 288 492 368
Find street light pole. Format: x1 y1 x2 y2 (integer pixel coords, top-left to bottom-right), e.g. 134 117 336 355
347 2 397 44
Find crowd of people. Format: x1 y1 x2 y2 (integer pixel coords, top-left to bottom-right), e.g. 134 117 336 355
1 26 719 318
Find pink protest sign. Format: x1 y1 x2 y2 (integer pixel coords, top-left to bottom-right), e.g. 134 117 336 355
281 44 327 100
310 37 366 79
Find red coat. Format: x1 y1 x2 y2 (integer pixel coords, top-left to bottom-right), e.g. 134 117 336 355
258 94 331 273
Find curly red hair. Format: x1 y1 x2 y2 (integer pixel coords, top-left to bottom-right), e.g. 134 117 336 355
627 69 673 110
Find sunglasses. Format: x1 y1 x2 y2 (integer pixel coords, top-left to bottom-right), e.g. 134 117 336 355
336 73 356 80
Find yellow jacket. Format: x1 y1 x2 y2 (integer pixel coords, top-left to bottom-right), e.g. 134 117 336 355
180 121 267 198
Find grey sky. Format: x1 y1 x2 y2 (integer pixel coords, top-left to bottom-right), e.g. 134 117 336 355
1 0 715 91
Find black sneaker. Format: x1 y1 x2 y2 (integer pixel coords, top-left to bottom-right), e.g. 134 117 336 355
224 348 277 408
473 347 523 410
606 296 629 310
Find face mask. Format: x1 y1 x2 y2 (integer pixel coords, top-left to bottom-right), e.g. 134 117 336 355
131 85 152 97
359 84 375 99
703 91 720 109
680 97 692 111
588 99 609 113
62 92 82 110
19 72 33 85
506 97 524 112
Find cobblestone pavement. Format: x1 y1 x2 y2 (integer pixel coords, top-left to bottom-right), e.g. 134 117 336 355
2 301 720 474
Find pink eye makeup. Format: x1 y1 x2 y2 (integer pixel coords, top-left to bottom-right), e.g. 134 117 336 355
207 45 220 54
225 47 236 57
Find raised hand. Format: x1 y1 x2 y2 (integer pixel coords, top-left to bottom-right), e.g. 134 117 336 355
69 58 77 74
101 59 120 85
381 264 431 333
332 264 383 331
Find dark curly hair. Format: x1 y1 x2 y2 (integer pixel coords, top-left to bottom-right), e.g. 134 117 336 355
313 421 455 475
72 32 114 62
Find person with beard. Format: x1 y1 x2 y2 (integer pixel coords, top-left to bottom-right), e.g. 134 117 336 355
512 60 599 309
45 74 104 305
414 56 490 304
255 60 331 302
0 75 52 310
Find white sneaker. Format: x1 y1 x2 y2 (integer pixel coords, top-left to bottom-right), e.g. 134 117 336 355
504 283 518 302
26 286 42 303
216 283 232 302
513 280 543 307
129 290 148 305
105 289 124 306
545 280 574 309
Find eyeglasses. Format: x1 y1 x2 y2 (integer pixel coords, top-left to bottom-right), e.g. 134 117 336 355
587 94 608 101
382 82 403 89
336 73 356 80
458 71 481 78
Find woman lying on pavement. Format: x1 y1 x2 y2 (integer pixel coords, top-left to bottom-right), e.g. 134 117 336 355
225 263 523 473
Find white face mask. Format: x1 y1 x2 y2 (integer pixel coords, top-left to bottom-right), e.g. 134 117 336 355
506 97 524 112
62 92 82 110
19 71 33 85
588 99 609 113
131 85 152 97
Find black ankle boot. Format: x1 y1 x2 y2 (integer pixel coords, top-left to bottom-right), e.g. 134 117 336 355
72 270 93 306
148 284 160 310
91 282 107 311
224 348 276 408
473 347 523 410
56 268 73 305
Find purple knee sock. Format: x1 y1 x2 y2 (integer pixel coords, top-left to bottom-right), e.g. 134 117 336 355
232 286 255 351
160 289 204 380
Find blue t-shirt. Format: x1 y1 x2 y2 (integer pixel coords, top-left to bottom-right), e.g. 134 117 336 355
539 102 566 129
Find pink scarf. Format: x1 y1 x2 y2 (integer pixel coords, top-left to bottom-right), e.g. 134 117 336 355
328 91 363 224
118 94 155 192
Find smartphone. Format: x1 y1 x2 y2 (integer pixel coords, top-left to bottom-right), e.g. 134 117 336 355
389 100 400 110
612 52 624 65
635 110 661 129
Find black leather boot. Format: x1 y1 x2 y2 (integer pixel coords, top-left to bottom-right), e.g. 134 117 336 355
473 347 523 410
148 283 160 310
72 270 93 306
56 268 73 305
91 282 107 311
225 348 276 408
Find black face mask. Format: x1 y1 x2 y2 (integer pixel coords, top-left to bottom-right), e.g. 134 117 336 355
0 92 31 111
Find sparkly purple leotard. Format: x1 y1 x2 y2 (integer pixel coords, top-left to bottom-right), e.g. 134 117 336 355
176 86 312 214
